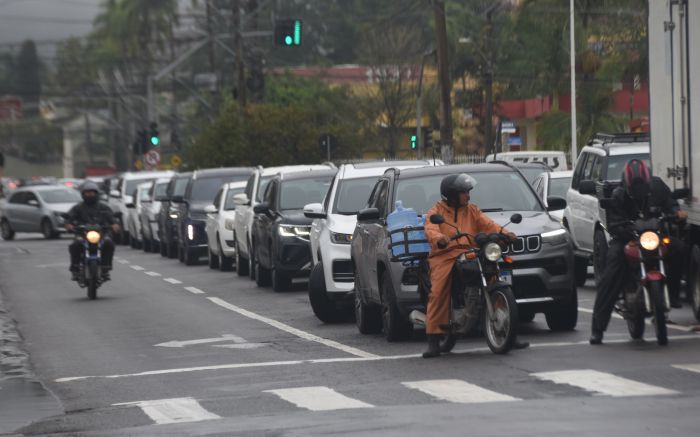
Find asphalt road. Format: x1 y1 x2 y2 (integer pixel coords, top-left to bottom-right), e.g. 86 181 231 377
2 234 700 436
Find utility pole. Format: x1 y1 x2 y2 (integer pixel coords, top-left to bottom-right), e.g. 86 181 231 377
569 0 577 167
484 9 495 156
433 0 453 163
233 0 246 108
206 0 217 73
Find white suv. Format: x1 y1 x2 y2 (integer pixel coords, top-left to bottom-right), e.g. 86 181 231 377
563 133 650 286
304 160 436 322
232 164 335 279
204 181 247 271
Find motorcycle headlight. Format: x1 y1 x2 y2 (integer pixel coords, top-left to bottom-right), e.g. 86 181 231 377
187 224 194 240
330 231 353 244
541 228 567 245
484 242 502 262
279 224 311 240
640 231 660 251
86 230 101 244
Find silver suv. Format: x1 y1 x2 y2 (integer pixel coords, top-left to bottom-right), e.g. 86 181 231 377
563 133 650 286
351 163 576 341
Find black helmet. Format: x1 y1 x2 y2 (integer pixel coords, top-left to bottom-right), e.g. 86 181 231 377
440 173 477 206
80 181 100 195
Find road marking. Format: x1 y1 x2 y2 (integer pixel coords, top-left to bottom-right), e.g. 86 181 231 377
184 286 205 295
578 307 694 332
672 364 700 374
164 277 182 284
145 271 161 277
155 334 247 348
531 370 679 397
207 297 377 359
130 265 145 271
402 379 520 403
264 386 373 411
212 343 267 349
114 397 220 425
37 263 68 268
117 259 129 264
54 334 700 383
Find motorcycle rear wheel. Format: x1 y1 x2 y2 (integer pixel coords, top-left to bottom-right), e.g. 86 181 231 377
484 287 518 354
649 281 668 346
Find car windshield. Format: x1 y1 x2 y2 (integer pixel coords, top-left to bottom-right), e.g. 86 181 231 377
279 176 333 210
332 177 378 215
191 175 248 202
549 177 572 198
394 171 544 215
125 178 155 195
224 187 246 210
605 154 650 180
173 177 190 197
139 186 151 201
516 167 549 185
38 189 81 204
257 176 274 202
154 183 168 198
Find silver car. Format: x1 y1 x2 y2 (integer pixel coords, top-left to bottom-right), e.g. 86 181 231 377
0 186 81 240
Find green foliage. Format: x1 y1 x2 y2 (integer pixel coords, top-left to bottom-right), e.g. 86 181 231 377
14 40 42 104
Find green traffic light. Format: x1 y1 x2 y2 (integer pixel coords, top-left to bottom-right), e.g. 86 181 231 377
151 137 159 146
410 134 417 149
294 20 301 45
285 35 293 45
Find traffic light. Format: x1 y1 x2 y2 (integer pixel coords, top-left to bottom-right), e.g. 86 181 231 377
424 127 434 148
134 130 148 155
410 134 417 149
149 122 159 148
274 19 302 46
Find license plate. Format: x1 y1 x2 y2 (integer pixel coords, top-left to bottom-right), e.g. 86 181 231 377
500 271 513 285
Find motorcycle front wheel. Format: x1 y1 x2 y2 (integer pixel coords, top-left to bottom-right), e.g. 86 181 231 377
87 262 99 300
484 287 518 354
649 281 668 346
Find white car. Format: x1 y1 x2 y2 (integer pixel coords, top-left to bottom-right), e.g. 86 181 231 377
205 181 247 271
109 170 173 244
232 164 336 279
563 133 650 286
140 177 171 252
304 160 438 322
126 182 153 250
533 170 573 222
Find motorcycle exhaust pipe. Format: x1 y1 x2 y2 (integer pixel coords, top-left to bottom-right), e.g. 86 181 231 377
409 310 426 327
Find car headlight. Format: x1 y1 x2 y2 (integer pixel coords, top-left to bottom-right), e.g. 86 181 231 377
541 228 568 245
225 219 235 231
187 224 194 240
86 230 101 244
330 231 353 244
279 224 311 240
484 242 502 262
640 231 660 251
169 212 179 219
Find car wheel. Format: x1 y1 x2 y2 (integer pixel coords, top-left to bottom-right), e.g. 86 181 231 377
219 241 233 271
272 267 291 292
593 229 608 287
544 287 578 331
574 256 589 287
235 239 249 276
178 244 185 263
41 218 57 239
308 263 341 323
142 234 151 252
208 245 219 269
168 241 178 259
122 231 130 246
1 219 15 241
380 270 412 342
184 245 197 266
254 257 271 287
355 272 382 334
687 245 700 322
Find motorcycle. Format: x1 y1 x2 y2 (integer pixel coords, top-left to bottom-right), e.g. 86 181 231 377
73 224 110 300
409 213 523 354
609 211 677 345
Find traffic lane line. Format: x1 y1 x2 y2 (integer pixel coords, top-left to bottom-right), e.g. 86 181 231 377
145 271 161 277
130 265 145 271
578 307 694 332
164 278 182 284
184 286 205 295
54 334 700 383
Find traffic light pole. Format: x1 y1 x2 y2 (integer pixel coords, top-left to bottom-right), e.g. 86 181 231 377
233 0 247 108
433 0 453 163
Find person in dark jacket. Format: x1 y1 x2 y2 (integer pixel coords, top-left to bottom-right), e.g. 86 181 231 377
590 159 687 345
65 181 120 281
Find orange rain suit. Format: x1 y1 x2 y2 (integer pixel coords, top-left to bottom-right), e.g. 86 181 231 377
423 200 503 334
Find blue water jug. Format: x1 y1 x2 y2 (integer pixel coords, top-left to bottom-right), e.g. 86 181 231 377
387 201 430 259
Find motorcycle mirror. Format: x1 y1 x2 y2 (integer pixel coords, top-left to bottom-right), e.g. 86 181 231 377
429 214 445 225
510 213 522 224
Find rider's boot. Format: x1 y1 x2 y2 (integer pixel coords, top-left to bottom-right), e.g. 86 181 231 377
422 334 441 358
589 328 603 345
101 266 111 281
70 265 79 281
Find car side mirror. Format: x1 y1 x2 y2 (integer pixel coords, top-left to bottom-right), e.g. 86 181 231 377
672 188 690 199
546 196 567 211
253 202 270 215
509 213 522 224
125 203 135 209
599 198 615 210
429 214 445 225
357 207 380 222
110 189 120 198
303 203 326 219
578 180 596 196
27 199 39 207
204 204 218 214
233 193 250 206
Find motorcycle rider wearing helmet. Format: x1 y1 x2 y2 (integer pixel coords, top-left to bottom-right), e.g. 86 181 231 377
65 181 120 281
590 159 687 345
422 173 518 358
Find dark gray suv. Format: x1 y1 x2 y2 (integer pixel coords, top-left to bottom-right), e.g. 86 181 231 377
351 163 577 341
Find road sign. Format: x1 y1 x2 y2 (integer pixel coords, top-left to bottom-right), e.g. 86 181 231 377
134 159 143 170
144 150 161 168
170 155 182 167
501 121 516 134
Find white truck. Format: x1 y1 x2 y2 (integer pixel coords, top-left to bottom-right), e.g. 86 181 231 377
648 0 700 319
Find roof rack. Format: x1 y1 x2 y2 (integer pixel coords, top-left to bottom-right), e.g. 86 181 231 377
589 132 649 146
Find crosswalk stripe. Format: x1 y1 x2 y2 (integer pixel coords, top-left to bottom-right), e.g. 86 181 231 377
402 379 520 403
672 364 700 374
264 386 374 411
531 370 679 397
114 397 220 425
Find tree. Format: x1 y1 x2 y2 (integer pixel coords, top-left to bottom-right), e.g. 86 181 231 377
15 40 41 107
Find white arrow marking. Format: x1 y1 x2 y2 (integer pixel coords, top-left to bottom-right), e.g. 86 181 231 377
155 334 247 348
212 343 267 350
